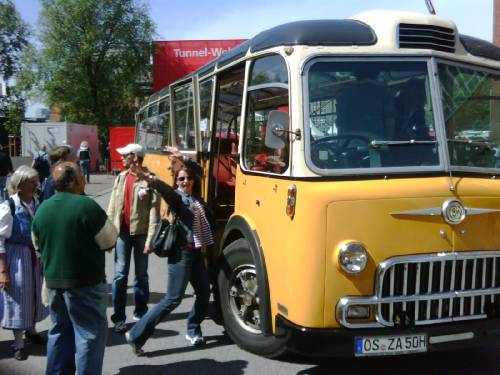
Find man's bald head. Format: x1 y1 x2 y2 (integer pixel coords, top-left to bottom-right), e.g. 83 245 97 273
53 162 84 194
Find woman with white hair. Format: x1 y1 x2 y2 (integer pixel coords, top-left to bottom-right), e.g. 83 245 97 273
0 166 49 360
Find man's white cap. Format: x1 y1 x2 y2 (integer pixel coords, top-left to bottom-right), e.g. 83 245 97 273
116 143 144 158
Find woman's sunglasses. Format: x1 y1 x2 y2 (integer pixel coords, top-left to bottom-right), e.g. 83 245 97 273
177 176 193 182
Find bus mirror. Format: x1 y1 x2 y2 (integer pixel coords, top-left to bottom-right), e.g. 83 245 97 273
265 110 288 149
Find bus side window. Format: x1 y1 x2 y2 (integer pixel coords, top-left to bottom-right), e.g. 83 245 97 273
173 82 195 151
244 54 289 174
160 96 171 147
199 78 214 154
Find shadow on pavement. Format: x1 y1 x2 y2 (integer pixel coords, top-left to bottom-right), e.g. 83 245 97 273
0 330 48 360
145 333 233 358
116 358 248 375
105 285 193 308
106 327 178 348
294 346 500 375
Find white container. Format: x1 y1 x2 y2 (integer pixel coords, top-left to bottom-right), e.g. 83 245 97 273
21 122 99 171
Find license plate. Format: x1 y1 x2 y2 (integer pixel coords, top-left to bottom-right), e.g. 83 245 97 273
355 334 427 356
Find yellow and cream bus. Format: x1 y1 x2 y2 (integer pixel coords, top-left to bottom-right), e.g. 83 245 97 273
136 10 500 358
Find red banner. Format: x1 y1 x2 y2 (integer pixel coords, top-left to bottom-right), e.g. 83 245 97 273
109 127 136 171
153 39 246 92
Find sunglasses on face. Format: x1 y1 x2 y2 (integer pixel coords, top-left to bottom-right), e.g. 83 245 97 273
176 176 193 182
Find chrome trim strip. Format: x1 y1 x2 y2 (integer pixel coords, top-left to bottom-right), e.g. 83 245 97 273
471 259 477 315
460 259 466 316
429 332 474 344
389 267 395 321
391 207 500 217
492 258 497 303
427 261 433 320
415 262 421 321
337 289 499 329
391 208 441 216
466 208 500 215
449 260 456 318
403 264 408 311
438 260 445 318
481 259 487 312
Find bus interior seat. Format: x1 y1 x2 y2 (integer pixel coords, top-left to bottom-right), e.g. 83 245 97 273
212 137 237 204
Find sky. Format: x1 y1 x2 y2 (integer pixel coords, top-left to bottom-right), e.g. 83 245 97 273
12 0 495 115
15 0 494 42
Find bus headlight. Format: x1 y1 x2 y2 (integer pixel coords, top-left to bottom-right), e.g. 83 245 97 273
338 242 368 274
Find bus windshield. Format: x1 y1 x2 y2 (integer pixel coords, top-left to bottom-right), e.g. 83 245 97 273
306 60 439 172
438 63 500 169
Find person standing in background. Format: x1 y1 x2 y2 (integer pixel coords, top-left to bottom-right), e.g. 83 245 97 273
41 145 76 201
31 145 50 185
0 145 13 202
107 143 160 333
78 141 91 183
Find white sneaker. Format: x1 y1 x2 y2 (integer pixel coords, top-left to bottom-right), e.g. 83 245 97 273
185 333 205 346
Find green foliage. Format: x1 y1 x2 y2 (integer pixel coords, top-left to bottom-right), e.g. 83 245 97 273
3 94 25 136
0 0 30 136
36 0 154 131
0 0 30 80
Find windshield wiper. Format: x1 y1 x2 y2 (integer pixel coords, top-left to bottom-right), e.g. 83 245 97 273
370 140 437 148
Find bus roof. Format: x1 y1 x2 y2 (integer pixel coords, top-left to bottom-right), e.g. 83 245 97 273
142 11 500 109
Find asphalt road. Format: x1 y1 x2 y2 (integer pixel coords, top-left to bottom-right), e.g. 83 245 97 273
0 174 499 374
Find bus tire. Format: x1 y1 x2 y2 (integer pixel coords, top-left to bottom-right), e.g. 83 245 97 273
218 238 287 358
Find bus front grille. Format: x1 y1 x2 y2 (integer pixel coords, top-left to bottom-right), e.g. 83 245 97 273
337 251 500 328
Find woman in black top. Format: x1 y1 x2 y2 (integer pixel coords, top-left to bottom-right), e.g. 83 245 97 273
125 166 213 355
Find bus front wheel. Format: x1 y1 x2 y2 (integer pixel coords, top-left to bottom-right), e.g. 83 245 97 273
217 239 287 358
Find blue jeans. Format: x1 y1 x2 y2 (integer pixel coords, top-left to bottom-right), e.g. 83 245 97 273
127 248 210 348
79 160 90 182
111 233 149 324
46 283 108 375
0 175 7 203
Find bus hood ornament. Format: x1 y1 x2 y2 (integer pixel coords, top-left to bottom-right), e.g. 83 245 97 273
391 199 500 225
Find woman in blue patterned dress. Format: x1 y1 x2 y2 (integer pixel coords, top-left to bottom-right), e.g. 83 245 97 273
0 166 49 360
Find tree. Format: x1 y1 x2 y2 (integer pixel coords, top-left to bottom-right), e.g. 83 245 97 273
3 95 25 136
37 0 154 132
0 0 30 81
0 1 30 140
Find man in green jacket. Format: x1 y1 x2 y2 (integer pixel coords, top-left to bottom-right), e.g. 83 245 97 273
32 162 118 375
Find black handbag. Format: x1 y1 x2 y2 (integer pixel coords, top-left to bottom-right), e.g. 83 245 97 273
152 217 178 258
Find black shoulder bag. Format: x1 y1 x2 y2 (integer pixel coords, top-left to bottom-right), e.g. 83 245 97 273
152 215 178 258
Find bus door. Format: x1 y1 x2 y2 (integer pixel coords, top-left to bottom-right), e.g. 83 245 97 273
208 64 245 244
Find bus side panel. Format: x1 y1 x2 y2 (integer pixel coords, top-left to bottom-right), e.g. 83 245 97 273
235 174 328 329
143 153 174 215
235 174 500 331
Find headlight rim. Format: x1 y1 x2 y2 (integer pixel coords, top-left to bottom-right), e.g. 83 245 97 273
338 241 368 274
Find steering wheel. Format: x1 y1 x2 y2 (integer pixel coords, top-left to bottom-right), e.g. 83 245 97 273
311 134 371 168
